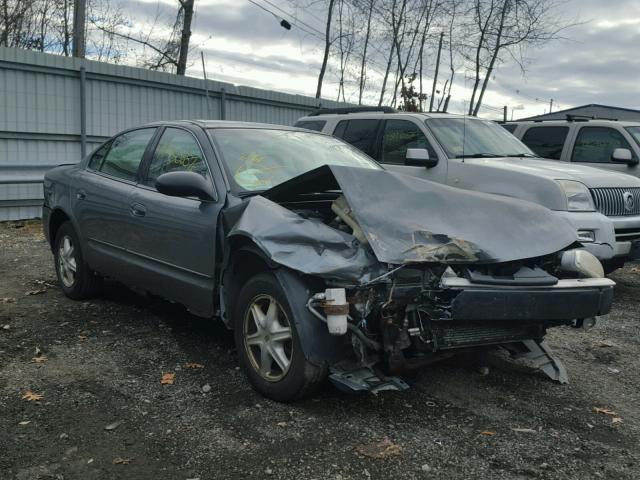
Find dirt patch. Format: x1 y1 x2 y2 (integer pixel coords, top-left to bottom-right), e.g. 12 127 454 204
1 220 639 479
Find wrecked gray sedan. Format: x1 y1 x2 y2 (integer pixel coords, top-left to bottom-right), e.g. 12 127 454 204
43 121 614 401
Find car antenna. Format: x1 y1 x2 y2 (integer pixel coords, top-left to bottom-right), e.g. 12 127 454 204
462 107 466 163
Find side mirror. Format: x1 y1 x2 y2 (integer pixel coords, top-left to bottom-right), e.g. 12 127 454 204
612 148 638 165
405 148 438 168
155 171 216 201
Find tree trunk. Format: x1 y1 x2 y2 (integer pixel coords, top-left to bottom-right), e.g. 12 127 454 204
358 0 374 105
378 0 397 106
468 0 495 115
176 0 194 76
63 0 71 56
1 0 8 46
316 0 336 99
472 0 508 116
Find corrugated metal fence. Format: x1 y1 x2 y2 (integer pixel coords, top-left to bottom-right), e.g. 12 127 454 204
0 47 342 221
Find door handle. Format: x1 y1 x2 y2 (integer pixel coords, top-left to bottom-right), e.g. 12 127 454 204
76 190 86 200
129 202 147 217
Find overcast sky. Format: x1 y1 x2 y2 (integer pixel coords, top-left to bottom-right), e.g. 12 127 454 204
130 0 640 120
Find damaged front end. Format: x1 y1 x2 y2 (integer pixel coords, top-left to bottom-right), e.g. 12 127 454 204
223 165 615 393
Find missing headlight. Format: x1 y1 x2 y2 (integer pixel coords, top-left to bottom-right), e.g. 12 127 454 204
560 249 604 278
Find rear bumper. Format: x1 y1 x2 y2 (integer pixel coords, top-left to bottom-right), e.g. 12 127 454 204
441 277 615 321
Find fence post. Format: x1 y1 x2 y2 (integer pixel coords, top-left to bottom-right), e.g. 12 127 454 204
79 65 87 158
220 87 226 120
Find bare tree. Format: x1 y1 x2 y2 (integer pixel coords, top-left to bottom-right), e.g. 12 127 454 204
357 0 375 104
316 0 337 98
466 0 571 116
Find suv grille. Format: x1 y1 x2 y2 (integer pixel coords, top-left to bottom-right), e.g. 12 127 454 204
591 187 640 216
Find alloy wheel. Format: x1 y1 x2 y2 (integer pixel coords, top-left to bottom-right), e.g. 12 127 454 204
57 235 77 287
243 294 293 382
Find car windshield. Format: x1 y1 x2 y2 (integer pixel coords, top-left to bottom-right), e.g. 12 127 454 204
209 128 381 192
624 126 640 147
426 117 536 159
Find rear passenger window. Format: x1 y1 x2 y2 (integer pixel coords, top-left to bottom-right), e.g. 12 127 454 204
572 127 635 163
294 120 326 132
381 120 436 165
521 126 569 160
333 119 379 155
98 128 156 181
144 128 209 187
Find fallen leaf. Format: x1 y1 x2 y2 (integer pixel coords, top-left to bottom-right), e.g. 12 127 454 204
22 390 43 401
511 428 537 433
112 457 131 465
32 356 48 364
276 421 288 427
185 362 205 369
105 420 123 431
480 431 497 436
612 417 623 424
25 289 47 296
18 421 31 426
0 297 16 303
356 438 402 459
593 407 618 416
160 372 175 385
77 335 88 341
593 340 616 348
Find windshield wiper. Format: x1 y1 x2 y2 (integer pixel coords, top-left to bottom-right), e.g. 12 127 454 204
503 153 538 158
454 153 503 158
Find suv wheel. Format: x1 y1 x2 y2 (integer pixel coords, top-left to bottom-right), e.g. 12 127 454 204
234 272 327 401
53 222 102 299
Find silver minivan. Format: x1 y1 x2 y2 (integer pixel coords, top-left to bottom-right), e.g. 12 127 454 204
296 110 640 272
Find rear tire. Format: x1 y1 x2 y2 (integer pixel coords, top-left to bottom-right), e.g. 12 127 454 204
53 221 102 299
234 272 327 402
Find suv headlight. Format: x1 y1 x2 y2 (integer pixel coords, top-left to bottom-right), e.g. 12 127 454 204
556 180 595 211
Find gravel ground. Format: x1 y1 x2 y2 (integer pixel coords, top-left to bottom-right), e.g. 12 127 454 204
1 220 639 480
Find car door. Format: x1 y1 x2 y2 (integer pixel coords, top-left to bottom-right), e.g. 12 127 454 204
125 126 223 317
376 119 447 183
570 126 640 177
74 127 158 277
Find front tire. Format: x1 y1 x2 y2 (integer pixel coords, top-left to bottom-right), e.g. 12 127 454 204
234 272 327 402
53 222 102 299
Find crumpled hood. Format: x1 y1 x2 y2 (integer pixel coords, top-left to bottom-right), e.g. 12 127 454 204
259 165 579 266
462 157 640 188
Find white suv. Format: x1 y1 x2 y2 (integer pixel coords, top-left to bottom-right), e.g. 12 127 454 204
506 118 640 179
295 109 640 272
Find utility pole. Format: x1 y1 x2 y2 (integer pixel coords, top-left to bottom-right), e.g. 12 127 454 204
549 98 553 113
503 105 507 123
429 31 444 113
72 0 86 58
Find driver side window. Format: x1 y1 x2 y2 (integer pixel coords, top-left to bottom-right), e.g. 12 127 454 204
381 120 436 165
143 128 209 187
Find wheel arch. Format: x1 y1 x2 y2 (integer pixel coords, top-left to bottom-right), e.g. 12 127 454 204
48 208 72 250
220 235 350 366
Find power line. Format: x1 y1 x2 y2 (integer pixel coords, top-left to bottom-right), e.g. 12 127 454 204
246 0 322 40
260 0 326 37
